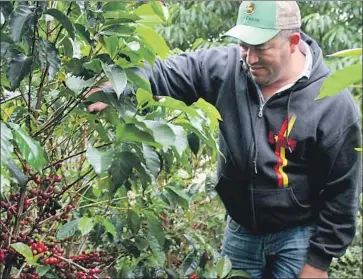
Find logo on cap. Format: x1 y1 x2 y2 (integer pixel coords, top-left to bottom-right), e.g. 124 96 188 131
244 2 256 15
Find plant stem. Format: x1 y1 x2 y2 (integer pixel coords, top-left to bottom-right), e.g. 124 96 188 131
54 168 93 199
53 255 93 275
26 1 40 134
35 67 49 110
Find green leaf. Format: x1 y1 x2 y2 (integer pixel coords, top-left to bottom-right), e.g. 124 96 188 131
216 256 232 279
176 119 219 153
9 5 33 43
316 64 362 99
6 51 32 91
145 211 165 246
99 25 134 37
135 3 164 26
44 9 75 39
1 122 13 166
75 23 91 44
84 59 102 73
1 41 10 57
327 48 362 57
128 210 141 235
86 145 114 175
182 250 200 276
25 255 41 266
151 1 168 21
136 25 170 60
227 269 251 279
43 40 60 80
36 266 51 277
142 144 160 178
61 37 73 58
101 218 116 237
116 123 159 147
104 35 119 58
135 236 148 250
148 235 166 265
101 62 127 99
11 242 33 258
65 76 94 95
193 98 222 131
355 147 362 152
136 88 153 108
126 41 141 52
64 58 83 76
166 186 189 210
56 219 79 240
125 68 151 92
205 172 218 199
8 123 48 173
103 12 139 23
8 160 28 187
142 120 175 148
102 2 126 12
109 151 140 194
0 11 4 25
147 96 198 117
187 133 200 156
78 216 94 236
169 124 188 157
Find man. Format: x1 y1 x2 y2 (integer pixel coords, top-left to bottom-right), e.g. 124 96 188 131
88 1 362 278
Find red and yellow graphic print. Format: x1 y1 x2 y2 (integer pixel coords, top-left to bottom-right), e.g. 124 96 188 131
268 115 297 188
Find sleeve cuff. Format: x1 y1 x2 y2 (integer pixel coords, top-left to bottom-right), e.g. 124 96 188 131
306 247 333 271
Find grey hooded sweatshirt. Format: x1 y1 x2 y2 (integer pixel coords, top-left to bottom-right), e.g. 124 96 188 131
137 33 362 270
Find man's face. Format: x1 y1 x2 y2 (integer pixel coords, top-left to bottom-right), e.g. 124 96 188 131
239 35 292 86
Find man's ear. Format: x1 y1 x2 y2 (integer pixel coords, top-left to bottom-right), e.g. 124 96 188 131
289 33 301 53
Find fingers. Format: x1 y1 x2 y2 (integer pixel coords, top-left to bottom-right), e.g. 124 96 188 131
88 102 109 113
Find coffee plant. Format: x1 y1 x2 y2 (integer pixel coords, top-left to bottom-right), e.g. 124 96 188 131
0 1 253 278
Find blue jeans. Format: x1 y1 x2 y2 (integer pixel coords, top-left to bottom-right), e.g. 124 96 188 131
222 216 316 279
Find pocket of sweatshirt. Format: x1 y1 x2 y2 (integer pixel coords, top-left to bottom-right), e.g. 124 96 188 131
214 175 251 227
252 187 313 231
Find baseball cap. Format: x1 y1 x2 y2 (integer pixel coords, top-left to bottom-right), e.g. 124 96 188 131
223 1 301 45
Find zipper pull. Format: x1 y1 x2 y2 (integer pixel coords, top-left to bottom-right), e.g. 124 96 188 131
258 105 263 117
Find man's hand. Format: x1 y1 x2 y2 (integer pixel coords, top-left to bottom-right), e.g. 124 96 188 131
88 101 108 113
85 82 111 113
299 263 328 278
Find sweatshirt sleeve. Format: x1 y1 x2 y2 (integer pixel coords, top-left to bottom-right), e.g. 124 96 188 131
146 51 204 105
306 119 362 271
130 46 232 105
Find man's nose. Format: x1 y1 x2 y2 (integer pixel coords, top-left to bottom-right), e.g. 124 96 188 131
246 48 258 65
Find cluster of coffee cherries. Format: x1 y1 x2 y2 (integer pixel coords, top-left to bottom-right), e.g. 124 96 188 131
18 264 40 279
71 250 114 269
1 193 32 220
42 249 114 279
0 171 115 278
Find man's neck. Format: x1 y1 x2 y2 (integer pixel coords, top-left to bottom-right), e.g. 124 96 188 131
261 49 306 99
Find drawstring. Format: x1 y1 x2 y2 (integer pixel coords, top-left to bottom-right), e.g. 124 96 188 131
286 91 293 153
246 89 258 174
